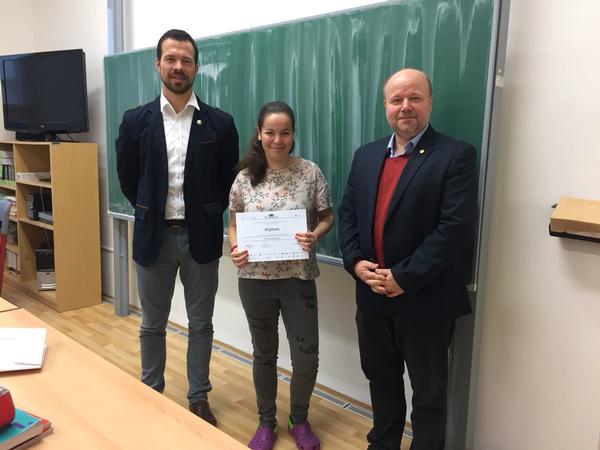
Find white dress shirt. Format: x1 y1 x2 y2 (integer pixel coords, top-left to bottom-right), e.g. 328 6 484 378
160 92 199 220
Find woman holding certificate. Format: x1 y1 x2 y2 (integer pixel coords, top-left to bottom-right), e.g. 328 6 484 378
228 101 333 450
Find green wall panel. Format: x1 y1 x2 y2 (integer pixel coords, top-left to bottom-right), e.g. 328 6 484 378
105 1 494 259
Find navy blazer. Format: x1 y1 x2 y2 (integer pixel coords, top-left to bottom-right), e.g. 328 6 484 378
116 95 239 266
338 126 478 323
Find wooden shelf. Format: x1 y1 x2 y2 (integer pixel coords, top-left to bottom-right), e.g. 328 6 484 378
6 242 18 253
18 216 55 231
2 140 101 311
4 273 58 309
3 269 21 284
0 180 16 190
16 179 52 189
550 197 600 242
23 278 57 307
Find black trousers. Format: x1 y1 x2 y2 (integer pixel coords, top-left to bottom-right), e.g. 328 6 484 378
356 307 454 450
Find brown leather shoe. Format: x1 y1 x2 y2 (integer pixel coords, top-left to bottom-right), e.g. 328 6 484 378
189 399 217 427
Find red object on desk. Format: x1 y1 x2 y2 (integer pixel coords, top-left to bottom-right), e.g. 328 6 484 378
0 386 16 428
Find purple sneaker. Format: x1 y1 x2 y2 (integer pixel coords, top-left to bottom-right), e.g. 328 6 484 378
288 417 320 450
248 424 277 450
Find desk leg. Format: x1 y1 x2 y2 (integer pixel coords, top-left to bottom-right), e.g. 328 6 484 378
113 217 129 316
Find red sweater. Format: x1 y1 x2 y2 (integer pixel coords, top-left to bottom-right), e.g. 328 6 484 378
373 154 410 267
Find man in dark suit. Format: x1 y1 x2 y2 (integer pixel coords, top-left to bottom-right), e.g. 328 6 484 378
338 68 478 449
116 29 239 427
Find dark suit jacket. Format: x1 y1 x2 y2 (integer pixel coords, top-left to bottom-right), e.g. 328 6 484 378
116 95 239 266
338 125 478 323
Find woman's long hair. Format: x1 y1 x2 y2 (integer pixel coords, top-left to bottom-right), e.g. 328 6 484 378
237 101 295 186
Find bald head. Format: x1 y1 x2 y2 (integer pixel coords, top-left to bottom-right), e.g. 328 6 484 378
383 68 433 146
383 68 432 97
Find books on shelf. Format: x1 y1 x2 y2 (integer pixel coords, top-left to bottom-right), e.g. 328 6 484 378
7 221 17 245
0 408 52 450
15 172 51 183
0 151 14 185
37 211 53 225
0 195 17 221
0 193 17 222
6 250 19 274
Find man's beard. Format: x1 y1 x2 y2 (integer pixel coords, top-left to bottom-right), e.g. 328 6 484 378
162 73 194 94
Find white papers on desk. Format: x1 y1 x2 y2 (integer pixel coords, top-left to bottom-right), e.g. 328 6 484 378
0 327 47 371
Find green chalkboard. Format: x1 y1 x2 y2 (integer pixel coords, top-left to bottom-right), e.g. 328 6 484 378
105 0 494 259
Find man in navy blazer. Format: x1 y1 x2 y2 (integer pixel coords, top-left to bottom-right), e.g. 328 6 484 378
116 29 239 427
339 69 478 449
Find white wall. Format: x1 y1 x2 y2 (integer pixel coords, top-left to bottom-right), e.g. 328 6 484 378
0 1 34 54
0 0 113 297
471 1 600 449
0 0 35 141
124 0 381 49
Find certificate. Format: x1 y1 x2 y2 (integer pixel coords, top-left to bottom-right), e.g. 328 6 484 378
236 209 308 262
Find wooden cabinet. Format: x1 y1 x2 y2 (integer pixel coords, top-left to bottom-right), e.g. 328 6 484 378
1 141 101 311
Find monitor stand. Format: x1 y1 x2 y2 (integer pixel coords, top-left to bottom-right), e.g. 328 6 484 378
15 132 59 142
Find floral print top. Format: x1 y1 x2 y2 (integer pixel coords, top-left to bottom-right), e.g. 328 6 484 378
229 157 332 280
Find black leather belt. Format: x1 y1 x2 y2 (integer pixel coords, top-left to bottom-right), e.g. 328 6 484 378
165 219 186 228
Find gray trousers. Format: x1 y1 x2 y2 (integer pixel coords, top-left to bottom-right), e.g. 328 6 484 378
238 278 319 428
136 227 218 404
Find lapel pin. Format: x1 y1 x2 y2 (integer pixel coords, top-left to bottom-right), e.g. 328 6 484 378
196 119 203 126
419 149 425 154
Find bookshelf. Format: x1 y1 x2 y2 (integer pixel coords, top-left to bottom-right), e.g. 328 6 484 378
1 141 101 311
0 142 17 275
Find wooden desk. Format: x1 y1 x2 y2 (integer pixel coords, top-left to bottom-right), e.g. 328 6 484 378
0 297 18 312
0 308 246 449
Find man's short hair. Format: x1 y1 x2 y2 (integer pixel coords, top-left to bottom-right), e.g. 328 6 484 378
157 29 199 64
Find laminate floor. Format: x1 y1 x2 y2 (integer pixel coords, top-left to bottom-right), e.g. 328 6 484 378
1 284 411 449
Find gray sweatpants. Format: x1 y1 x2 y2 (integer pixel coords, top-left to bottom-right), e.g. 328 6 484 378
238 277 319 428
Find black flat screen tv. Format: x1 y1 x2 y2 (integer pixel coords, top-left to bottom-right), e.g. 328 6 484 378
0 49 88 141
